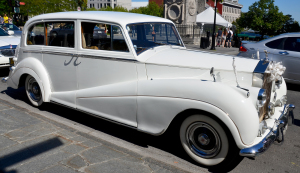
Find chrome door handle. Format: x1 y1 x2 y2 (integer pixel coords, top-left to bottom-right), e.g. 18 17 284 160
279 51 289 55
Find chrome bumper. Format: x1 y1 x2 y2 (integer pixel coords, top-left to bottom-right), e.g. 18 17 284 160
1 77 8 83
240 104 295 157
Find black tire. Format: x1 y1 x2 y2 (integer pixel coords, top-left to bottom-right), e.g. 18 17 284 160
25 75 43 107
180 114 239 166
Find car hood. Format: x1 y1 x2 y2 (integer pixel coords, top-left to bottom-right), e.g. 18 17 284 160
144 47 259 73
0 36 20 47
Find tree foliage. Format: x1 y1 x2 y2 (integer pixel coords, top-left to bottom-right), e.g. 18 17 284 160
92 2 164 18
0 0 12 16
278 15 300 33
236 0 288 38
19 0 82 16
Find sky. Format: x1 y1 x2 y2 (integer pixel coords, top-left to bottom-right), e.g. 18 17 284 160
239 0 300 22
132 0 300 22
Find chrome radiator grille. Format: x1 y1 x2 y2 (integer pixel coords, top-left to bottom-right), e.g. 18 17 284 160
259 73 272 122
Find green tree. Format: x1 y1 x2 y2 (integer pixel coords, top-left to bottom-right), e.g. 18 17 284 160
278 14 300 33
0 0 12 16
129 2 163 17
236 0 288 38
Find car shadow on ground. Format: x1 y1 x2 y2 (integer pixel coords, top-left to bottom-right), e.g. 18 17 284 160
286 83 300 92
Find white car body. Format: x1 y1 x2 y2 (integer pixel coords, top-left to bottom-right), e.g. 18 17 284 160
3 11 295 166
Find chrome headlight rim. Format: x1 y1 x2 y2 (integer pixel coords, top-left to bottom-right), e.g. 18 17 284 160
257 88 267 108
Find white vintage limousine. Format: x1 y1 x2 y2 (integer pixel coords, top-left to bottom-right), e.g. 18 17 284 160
2 11 295 167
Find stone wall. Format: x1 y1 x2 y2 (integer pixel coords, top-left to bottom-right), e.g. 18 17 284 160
164 0 206 25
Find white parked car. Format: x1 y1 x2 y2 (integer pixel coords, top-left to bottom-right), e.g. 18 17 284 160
0 28 20 69
2 11 295 167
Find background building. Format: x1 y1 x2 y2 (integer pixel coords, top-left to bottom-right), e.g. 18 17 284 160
206 0 242 23
87 0 131 10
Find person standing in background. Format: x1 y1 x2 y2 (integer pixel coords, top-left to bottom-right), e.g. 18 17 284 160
3 14 8 23
222 28 227 48
0 15 3 24
216 28 223 47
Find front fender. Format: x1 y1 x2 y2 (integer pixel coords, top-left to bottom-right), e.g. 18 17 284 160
8 57 52 102
137 79 259 147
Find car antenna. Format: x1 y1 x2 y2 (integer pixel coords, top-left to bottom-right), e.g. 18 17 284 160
232 57 240 87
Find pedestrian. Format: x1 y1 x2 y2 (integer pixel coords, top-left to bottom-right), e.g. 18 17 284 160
8 18 12 24
3 14 8 24
0 15 3 24
226 28 233 48
216 28 222 47
222 28 227 48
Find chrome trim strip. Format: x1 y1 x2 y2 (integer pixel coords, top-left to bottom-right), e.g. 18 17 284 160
23 50 42 54
78 54 137 62
43 51 72 56
240 104 295 157
23 50 138 62
50 100 137 130
253 60 269 74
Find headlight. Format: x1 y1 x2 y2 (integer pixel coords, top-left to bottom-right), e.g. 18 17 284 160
252 73 264 88
257 89 267 108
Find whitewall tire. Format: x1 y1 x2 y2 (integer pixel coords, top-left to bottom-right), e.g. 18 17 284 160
180 114 229 166
25 75 43 107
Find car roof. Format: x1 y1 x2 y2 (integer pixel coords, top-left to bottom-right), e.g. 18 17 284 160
26 11 172 27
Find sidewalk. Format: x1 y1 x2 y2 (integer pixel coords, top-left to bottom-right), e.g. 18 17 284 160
0 98 189 173
185 44 240 56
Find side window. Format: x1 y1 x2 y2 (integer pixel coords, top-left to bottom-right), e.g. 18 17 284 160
81 22 128 52
27 23 45 45
283 37 300 52
265 38 285 50
46 22 74 48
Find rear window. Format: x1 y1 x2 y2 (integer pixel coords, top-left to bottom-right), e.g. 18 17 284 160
265 38 285 50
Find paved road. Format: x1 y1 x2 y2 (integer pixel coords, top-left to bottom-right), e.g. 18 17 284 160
0 58 299 173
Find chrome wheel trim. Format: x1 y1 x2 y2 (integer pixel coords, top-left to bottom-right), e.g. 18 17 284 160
186 122 221 159
27 77 41 102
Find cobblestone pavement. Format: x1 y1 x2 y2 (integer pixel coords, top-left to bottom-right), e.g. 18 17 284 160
0 99 189 173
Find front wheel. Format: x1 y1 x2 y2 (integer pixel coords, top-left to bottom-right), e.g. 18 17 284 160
25 75 43 107
180 114 232 166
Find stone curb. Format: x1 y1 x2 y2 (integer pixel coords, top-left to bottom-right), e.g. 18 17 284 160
0 98 191 173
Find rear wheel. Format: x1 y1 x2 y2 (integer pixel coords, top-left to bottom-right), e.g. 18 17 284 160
25 75 43 107
180 114 231 166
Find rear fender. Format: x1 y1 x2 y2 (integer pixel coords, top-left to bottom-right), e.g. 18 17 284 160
8 57 52 102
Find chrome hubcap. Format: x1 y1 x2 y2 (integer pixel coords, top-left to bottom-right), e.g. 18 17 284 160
27 78 41 102
198 133 210 146
186 122 221 158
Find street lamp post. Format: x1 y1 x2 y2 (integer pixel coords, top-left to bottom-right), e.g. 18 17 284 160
211 0 218 50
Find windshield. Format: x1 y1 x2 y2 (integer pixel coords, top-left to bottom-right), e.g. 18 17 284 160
126 23 183 55
0 24 19 31
0 28 9 36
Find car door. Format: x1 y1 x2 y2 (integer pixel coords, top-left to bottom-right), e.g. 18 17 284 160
76 20 138 127
267 36 300 81
42 21 78 108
